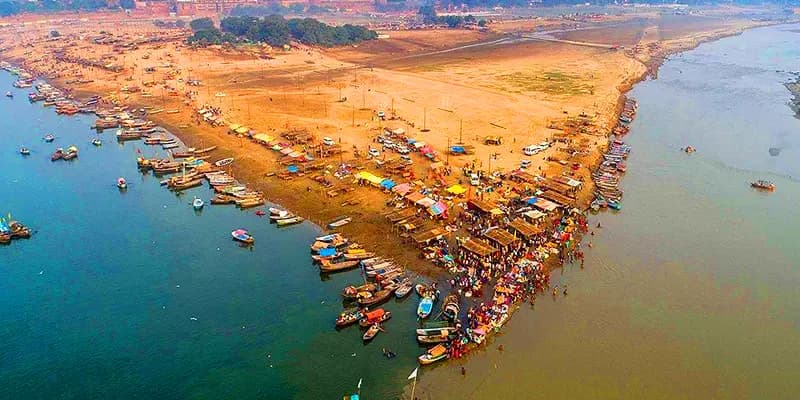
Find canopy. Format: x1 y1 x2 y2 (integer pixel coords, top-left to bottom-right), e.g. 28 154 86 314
405 192 425 203
253 133 273 143
392 183 412 195
446 184 466 195
355 171 384 185
429 200 448 216
235 126 249 134
317 247 336 257
228 123 240 131
287 165 299 173
416 197 436 208
380 179 396 190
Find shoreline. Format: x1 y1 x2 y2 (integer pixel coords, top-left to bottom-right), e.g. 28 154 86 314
0 14 794 397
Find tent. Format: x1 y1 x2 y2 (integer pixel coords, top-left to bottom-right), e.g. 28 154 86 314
416 197 436 208
429 200 448 216
317 248 337 258
392 183 413 196
287 165 299 173
446 184 467 195
253 133 273 144
380 179 396 190
355 171 384 186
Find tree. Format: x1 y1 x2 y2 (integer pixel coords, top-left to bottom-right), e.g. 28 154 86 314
477 19 487 28
418 5 437 25
189 17 215 32
288 3 304 14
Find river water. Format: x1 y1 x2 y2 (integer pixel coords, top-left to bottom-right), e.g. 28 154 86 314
416 23 800 400
0 75 424 398
2 23 799 400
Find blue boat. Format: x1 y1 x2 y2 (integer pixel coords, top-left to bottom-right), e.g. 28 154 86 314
417 296 434 319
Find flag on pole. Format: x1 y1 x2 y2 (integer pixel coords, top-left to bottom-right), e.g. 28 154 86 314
407 367 418 380
357 378 362 389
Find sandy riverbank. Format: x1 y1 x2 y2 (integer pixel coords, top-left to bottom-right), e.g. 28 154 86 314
0 8 787 277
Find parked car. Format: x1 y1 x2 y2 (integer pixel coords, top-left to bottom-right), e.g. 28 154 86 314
377 111 385 120
400 154 412 164
322 137 335 146
396 146 410 154
469 173 480 186
520 159 532 169
523 145 541 156
369 148 381 158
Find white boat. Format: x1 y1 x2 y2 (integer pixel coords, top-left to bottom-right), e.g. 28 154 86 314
327 216 352 229
192 197 204 210
117 177 127 190
214 158 234 167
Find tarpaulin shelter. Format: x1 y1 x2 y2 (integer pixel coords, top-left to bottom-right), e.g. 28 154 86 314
416 197 436 208
392 183 413 196
380 179 396 190
253 134 273 144
287 165 299 173
429 200 448 217
405 192 425 204
355 171 384 186
446 184 467 195
533 198 559 212
317 247 337 257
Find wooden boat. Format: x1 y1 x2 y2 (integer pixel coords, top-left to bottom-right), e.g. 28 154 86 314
117 177 127 190
395 280 414 298
341 283 378 300
416 321 456 336
231 229 254 244
270 211 295 221
51 148 63 161
19 147 30 155
358 308 391 327
162 143 179 150
237 198 265 209
344 252 376 261
62 146 78 160
327 216 352 229
193 146 217 154
751 180 775 191
115 129 142 141
442 293 460 320
192 197 204 210
7 221 31 239
269 207 285 215
418 344 448 365
335 308 364 327
170 179 203 191
417 333 454 344
417 296 434 319
366 266 399 278
214 157 234 167
362 324 381 341
276 216 304 227
357 289 393 307
319 260 359 273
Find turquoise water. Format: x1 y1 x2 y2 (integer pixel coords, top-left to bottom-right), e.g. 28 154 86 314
418 23 800 399
0 74 422 399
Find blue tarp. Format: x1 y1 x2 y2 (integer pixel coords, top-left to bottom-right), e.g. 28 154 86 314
287 165 299 173
318 248 337 257
525 197 538 205
450 146 465 154
380 179 396 189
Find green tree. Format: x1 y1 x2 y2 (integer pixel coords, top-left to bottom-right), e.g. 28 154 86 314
189 17 215 32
